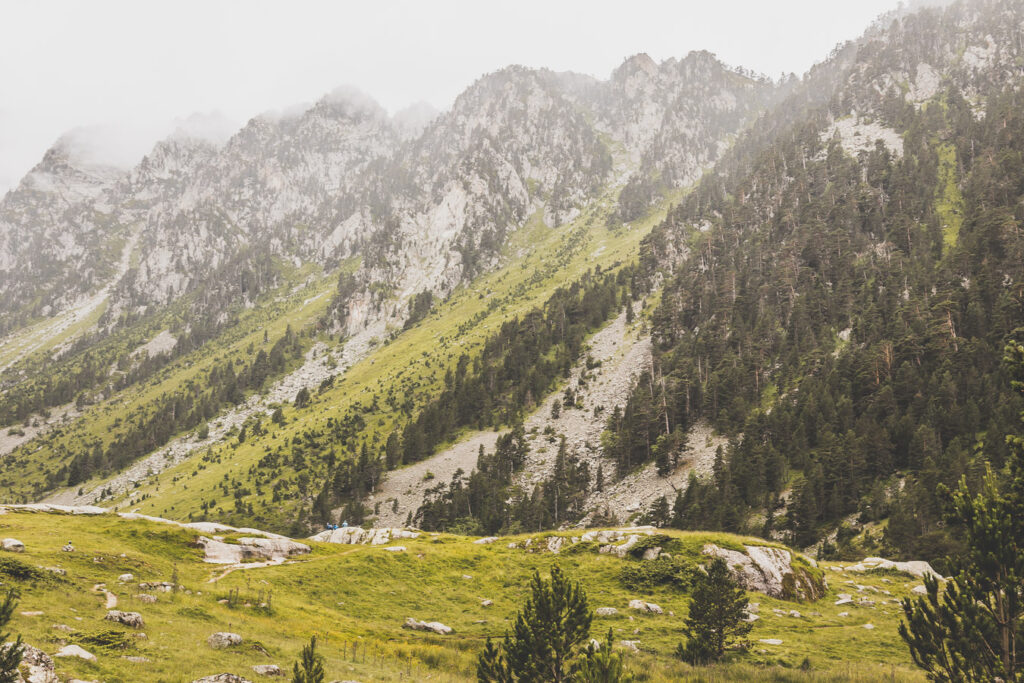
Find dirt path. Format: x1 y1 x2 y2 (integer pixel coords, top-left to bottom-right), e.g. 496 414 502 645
92 583 117 609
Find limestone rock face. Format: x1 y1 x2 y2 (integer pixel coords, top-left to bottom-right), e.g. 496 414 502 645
309 527 420 546
840 557 943 580
104 610 144 628
207 632 243 649
403 617 453 635
197 536 310 564
702 543 824 600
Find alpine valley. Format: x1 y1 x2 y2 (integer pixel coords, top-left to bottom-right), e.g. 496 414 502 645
1 1 1024 681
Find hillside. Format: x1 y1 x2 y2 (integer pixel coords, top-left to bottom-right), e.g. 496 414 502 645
0 506 927 682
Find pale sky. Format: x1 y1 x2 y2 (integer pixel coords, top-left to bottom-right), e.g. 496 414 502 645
0 0 902 193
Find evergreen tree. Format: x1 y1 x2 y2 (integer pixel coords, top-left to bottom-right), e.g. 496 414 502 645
676 558 751 664
0 588 23 683
291 635 326 683
477 565 592 682
899 340 1024 681
571 628 634 682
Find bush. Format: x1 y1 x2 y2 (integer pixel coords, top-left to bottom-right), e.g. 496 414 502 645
619 556 695 592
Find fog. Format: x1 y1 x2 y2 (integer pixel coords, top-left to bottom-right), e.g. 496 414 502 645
1 0 905 192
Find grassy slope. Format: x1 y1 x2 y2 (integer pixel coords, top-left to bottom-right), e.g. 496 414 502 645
118 191 677 528
1 265 333 501
936 142 964 249
0 511 924 682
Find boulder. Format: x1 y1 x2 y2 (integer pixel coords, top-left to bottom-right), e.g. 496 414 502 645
11 643 58 683
117 573 134 583
403 617 453 635
473 537 498 545
641 547 662 561
618 640 640 652
207 632 243 649
759 638 783 645
594 607 618 617
105 611 144 628
54 645 96 662
628 600 662 614
863 623 876 630
2 538 24 553
702 543 824 600
481 600 493 607
546 537 563 554
135 594 158 604
383 546 405 552
251 664 282 677
192 676 252 683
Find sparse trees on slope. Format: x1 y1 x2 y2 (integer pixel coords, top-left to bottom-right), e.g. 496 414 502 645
676 557 751 664
899 340 1024 682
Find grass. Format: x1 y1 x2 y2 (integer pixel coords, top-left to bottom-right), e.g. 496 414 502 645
0 510 925 682
935 142 963 250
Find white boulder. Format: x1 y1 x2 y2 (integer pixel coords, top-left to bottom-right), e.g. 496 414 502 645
2 538 24 553
54 645 96 662
207 632 243 649
403 617 453 635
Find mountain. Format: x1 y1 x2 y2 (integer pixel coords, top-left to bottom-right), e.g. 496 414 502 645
2 0 1024 680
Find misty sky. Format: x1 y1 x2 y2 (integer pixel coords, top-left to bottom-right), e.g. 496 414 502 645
0 0 902 193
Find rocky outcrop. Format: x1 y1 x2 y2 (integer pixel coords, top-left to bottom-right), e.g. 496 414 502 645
192 675 252 683
207 632 243 649
403 617 453 635
834 557 942 580
105 610 144 628
197 536 310 564
309 527 419 546
702 543 824 601
12 644 59 683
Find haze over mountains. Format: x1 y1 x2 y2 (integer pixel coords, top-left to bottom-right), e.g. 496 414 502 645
0 1 1023 678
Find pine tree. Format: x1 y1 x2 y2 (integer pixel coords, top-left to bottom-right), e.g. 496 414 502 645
571 628 634 682
477 565 593 682
0 588 23 682
291 635 326 683
676 558 751 664
899 340 1024 681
